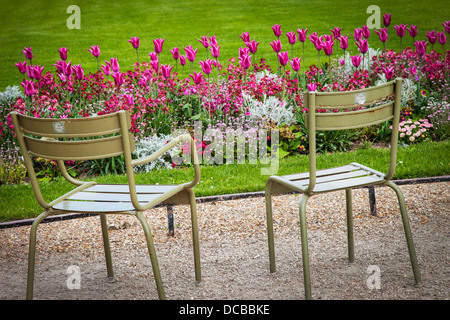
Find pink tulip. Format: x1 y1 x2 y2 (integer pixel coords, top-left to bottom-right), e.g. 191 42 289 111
437 31 446 50
272 24 281 38
110 58 120 73
22 47 33 62
307 82 317 92
322 40 334 56
375 28 389 50
383 66 395 81
199 59 213 75
239 47 250 59
161 64 173 79
58 47 68 61
179 55 186 66
330 27 341 39
189 71 203 84
307 32 319 43
185 46 198 62
425 31 437 49
21 79 35 97
210 45 221 58
170 47 180 60
128 37 140 49
339 35 349 51
198 36 209 49
153 38 164 54
15 61 27 74
297 28 308 42
394 24 407 38
72 64 84 80
150 59 159 71
362 25 370 39
290 57 301 72
239 32 251 43
270 39 282 53
277 51 289 66
58 60 72 77
414 40 428 56
209 35 218 47
148 52 158 61
101 64 111 76
443 21 450 34
123 94 134 106
245 40 259 54
353 28 362 41
111 72 124 86
87 45 100 57
407 25 418 40
383 13 391 27
356 38 369 54
30 65 45 80
239 53 252 70
286 32 297 45
312 38 324 51
351 55 362 68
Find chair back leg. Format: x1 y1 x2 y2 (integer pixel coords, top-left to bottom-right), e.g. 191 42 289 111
187 188 202 283
99 214 114 281
345 189 355 263
298 194 312 300
265 180 276 273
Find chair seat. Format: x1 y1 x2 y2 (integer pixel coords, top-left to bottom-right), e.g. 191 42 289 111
275 163 386 194
52 184 183 213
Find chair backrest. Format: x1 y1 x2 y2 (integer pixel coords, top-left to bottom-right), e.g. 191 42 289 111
302 78 402 192
10 110 135 209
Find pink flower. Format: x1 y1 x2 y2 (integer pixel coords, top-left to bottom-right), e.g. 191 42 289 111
148 52 158 61
22 47 33 61
272 24 281 38
101 64 111 76
179 55 186 66
128 37 140 49
270 39 282 53
443 21 450 34
286 32 297 45
245 40 259 54
239 47 250 59
383 13 391 27
312 38 324 51
239 54 252 70
414 40 428 56
351 55 362 68
277 51 289 66
407 25 418 39
123 94 134 106
185 46 198 62
199 59 213 75
87 45 100 57
21 79 35 97
307 82 317 92
290 57 301 72
437 31 447 46
153 38 164 54
61 61 72 77
383 66 395 81
394 24 408 38
111 72 124 86
356 38 368 54
425 31 437 45
338 35 349 51
72 64 84 80
330 27 341 39
353 28 362 41
170 47 180 60
239 32 251 43
322 40 334 56
297 28 308 42
209 35 218 47
210 45 221 58
198 36 209 48
58 47 68 60
150 59 159 71
189 71 203 84
110 58 120 72
161 64 173 79
362 25 370 39
15 61 27 74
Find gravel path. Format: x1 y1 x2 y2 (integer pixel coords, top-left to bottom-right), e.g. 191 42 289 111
0 181 448 300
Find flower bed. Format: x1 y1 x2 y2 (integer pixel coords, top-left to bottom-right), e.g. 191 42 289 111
0 16 449 182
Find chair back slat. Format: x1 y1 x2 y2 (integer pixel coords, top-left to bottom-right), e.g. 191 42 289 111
18 112 130 138
308 101 394 131
24 134 135 161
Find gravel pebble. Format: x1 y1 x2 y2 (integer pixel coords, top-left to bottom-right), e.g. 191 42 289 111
0 182 448 300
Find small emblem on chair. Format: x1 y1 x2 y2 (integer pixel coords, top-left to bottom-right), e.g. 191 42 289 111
53 121 66 134
355 92 366 105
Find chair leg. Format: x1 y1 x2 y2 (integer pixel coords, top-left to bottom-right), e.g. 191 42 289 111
135 211 166 300
265 180 276 273
99 214 114 281
26 210 52 300
345 189 355 263
298 194 312 300
385 181 421 286
187 188 202 283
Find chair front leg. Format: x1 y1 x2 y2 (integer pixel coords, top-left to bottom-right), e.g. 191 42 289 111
187 188 202 283
265 180 276 273
99 214 114 281
298 194 311 300
345 188 355 263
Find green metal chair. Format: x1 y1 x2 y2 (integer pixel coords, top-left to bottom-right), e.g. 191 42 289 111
265 78 421 299
10 110 201 300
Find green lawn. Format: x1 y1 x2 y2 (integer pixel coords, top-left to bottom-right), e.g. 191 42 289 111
0 140 448 222
1 0 449 90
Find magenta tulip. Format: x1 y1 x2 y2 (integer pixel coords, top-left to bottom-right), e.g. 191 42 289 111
239 53 252 70
383 66 395 81
330 27 341 39
245 40 259 54
150 59 159 72
199 59 213 75
356 38 369 54
307 82 317 92
198 36 209 49
339 35 349 52
383 13 391 27
290 57 301 72
58 47 68 61
170 47 180 60
239 32 251 43
22 47 33 62
153 38 164 54
101 64 111 77
31 65 45 80
353 28 362 41
375 28 389 50
277 51 289 66
179 55 186 66
443 21 450 34
270 39 282 53
394 24 408 49
210 45 221 58
110 58 119 73
161 64 173 79
286 32 297 45
437 31 446 51
189 71 203 84
297 28 308 42
351 55 362 68
407 25 418 42
414 40 428 56
185 46 198 62
87 45 100 57
362 25 370 39
149 52 158 61
322 40 334 56
272 24 281 38
209 35 218 47
15 61 27 74
21 79 35 97
128 37 140 49
72 64 84 80
239 47 250 59
111 72 124 87
425 31 437 50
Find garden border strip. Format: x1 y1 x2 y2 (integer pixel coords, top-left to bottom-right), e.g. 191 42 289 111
1 175 449 230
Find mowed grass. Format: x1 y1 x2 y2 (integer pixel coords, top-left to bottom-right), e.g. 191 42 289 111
1 0 449 90
0 140 448 222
